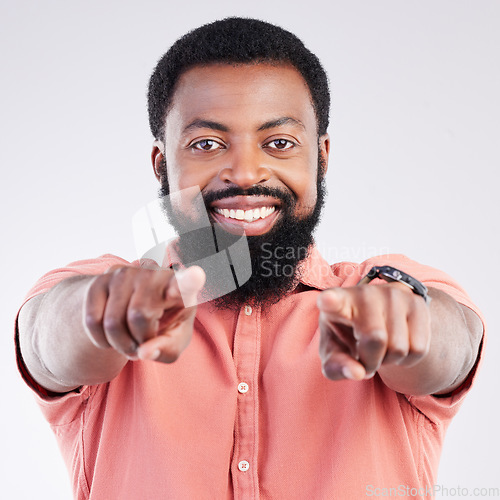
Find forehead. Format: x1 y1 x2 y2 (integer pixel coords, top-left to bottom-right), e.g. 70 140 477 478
166 63 317 133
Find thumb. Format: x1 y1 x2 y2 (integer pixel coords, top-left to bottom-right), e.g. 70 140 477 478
317 288 353 320
168 266 206 308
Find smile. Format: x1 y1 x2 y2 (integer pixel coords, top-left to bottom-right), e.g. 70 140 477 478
213 206 276 223
209 196 281 236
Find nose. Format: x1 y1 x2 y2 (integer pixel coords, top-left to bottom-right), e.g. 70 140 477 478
218 144 271 189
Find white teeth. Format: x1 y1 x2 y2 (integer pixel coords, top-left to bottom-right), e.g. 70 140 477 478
261 206 275 218
214 206 276 222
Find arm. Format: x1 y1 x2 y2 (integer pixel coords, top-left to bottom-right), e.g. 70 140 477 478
317 283 483 396
18 265 205 394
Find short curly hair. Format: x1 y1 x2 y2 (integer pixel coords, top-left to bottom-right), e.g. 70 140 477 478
147 17 330 140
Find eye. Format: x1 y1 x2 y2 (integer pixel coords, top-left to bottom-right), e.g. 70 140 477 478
191 139 224 151
264 138 295 151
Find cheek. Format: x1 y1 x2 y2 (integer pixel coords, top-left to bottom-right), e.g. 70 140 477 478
284 161 319 212
163 181 211 225
298 181 318 212
166 167 186 193
165 152 213 194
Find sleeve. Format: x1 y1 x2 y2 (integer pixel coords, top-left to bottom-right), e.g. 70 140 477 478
14 254 134 423
22 254 132 303
342 254 486 425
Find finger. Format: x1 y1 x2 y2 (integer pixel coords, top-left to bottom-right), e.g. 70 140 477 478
319 316 365 380
402 304 431 367
102 268 140 357
128 266 204 359
356 327 388 377
382 305 410 365
318 287 388 377
352 289 388 375
167 266 206 307
321 350 367 381
126 269 178 344
83 274 112 349
318 311 358 359
136 314 196 363
317 288 354 325
127 266 205 343
327 287 388 376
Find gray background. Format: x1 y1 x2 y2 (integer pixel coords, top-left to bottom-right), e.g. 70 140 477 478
1 0 498 498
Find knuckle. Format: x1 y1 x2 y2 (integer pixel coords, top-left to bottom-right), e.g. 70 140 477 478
84 313 101 332
322 363 343 381
363 329 386 348
112 266 130 276
167 349 182 362
356 285 373 304
387 343 408 359
158 345 182 363
109 265 137 284
87 274 108 295
386 285 402 301
415 297 431 317
386 284 409 305
410 342 428 358
103 317 125 335
358 333 386 365
385 343 408 363
127 307 149 325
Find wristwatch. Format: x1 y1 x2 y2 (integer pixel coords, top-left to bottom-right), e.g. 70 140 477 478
357 266 430 304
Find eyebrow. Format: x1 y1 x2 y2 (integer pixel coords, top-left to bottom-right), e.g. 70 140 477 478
257 117 305 131
182 116 306 134
183 119 229 133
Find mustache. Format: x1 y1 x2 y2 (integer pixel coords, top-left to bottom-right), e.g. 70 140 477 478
202 185 295 207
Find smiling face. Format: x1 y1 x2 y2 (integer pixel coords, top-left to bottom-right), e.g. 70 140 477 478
151 62 330 307
152 63 329 233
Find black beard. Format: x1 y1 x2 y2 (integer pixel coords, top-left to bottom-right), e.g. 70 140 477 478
158 156 327 310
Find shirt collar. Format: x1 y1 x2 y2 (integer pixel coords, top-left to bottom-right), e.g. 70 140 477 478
297 244 343 291
140 241 342 292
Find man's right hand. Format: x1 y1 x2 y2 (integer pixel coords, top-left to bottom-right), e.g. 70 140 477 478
18 263 206 393
83 265 206 363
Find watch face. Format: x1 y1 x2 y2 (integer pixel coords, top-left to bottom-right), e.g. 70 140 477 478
386 269 403 281
358 266 429 303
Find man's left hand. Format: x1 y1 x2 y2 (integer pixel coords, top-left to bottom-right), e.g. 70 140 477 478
317 283 431 381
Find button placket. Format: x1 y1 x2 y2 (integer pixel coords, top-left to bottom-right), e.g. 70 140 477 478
231 304 260 498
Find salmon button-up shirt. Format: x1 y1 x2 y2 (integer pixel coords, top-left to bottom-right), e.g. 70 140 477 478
16 246 484 500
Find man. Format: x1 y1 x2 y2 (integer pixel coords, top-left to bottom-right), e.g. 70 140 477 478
16 18 484 499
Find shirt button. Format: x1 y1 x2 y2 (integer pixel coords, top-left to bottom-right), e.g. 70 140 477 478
238 382 249 394
238 460 250 472
244 305 252 316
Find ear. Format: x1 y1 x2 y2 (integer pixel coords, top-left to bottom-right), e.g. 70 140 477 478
151 140 165 183
318 133 330 176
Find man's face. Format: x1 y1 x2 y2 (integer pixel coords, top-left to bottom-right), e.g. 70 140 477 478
152 62 329 307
